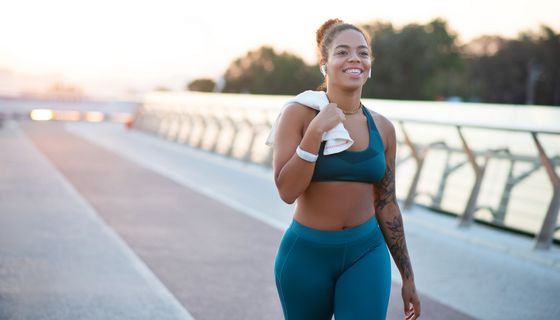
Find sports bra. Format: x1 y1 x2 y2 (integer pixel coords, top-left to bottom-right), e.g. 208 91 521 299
311 106 386 184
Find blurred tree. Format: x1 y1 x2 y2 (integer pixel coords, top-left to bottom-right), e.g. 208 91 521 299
536 26 560 106
187 78 216 92
361 19 465 100
217 21 559 106
222 46 323 95
465 26 560 105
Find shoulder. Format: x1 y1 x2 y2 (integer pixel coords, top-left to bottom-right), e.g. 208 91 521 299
365 108 396 150
282 102 318 118
365 108 394 133
278 102 318 132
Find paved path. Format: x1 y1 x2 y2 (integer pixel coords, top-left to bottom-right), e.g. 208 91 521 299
0 121 192 320
2 120 559 319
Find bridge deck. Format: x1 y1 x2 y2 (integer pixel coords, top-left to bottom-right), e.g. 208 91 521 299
1 120 559 320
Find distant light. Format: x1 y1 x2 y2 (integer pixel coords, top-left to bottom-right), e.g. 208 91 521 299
85 111 105 122
30 109 53 121
54 111 81 121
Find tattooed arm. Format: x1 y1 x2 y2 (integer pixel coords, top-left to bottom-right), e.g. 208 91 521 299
372 114 421 319
374 156 414 281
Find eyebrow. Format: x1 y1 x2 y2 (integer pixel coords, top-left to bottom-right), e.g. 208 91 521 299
334 44 369 50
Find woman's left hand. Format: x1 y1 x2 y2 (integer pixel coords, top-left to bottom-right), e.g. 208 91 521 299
402 280 421 319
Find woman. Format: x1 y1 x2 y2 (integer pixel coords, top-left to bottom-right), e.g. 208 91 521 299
271 19 421 319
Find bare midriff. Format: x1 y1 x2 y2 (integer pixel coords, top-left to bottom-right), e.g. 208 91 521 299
293 181 376 231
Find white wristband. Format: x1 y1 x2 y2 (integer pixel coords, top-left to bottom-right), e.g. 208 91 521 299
296 145 318 162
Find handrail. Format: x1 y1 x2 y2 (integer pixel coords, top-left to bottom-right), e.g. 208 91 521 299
132 92 560 250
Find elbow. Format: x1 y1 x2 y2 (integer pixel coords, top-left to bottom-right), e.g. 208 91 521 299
275 180 297 204
277 185 297 204
274 171 300 204
279 192 296 205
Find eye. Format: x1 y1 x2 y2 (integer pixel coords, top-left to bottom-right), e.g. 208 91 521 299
360 51 370 57
336 50 347 55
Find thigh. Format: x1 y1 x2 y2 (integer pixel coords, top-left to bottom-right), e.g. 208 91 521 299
275 233 337 320
334 244 392 320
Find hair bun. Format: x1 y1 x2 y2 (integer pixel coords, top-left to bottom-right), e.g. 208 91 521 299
316 18 344 47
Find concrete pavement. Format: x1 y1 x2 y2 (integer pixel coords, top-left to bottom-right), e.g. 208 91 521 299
1 120 559 319
0 121 193 320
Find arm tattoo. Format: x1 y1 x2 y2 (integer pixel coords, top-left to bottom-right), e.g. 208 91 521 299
385 215 414 281
374 145 413 280
374 158 398 211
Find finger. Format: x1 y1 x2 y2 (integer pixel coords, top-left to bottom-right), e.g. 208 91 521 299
403 301 412 315
406 303 419 319
410 305 420 319
405 311 415 320
414 301 421 318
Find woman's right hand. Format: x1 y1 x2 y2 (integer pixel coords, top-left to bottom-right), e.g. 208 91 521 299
308 103 346 134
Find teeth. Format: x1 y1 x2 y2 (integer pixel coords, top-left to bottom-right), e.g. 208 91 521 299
344 69 362 74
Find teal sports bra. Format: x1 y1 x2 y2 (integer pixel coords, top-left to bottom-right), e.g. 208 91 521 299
311 106 386 184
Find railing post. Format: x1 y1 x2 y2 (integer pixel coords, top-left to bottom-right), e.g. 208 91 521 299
148 111 158 134
157 111 169 137
166 110 180 141
532 132 560 250
179 113 195 145
457 124 508 228
496 159 515 225
208 114 223 153
194 114 207 149
399 122 427 210
399 122 448 210
225 117 239 158
242 119 257 162
175 112 189 144
495 157 540 225
457 126 485 228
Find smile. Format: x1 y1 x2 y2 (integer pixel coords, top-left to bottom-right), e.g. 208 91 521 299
343 68 363 75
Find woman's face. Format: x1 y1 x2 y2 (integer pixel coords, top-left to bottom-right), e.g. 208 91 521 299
325 29 372 90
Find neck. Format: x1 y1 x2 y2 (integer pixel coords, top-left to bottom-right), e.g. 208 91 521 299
325 86 362 113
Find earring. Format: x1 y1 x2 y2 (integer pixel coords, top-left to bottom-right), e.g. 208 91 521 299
320 64 327 76
368 68 372 78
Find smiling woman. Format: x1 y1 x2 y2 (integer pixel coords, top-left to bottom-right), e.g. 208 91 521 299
271 18 421 320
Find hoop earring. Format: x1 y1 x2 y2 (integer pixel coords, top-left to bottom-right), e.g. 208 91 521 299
320 64 327 77
368 68 372 78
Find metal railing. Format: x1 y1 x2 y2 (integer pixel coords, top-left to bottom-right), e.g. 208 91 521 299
132 92 560 250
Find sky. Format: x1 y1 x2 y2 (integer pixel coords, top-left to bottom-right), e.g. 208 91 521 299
0 0 559 98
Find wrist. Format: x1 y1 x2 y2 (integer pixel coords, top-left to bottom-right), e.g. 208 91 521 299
307 122 325 137
296 145 318 162
402 276 416 285
299 123 323 157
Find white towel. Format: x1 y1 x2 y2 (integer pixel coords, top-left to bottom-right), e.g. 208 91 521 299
265 90 354 155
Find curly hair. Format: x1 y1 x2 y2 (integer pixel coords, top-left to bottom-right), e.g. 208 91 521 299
316 18 372 64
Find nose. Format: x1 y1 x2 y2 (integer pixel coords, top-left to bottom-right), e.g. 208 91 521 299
348 50 360 62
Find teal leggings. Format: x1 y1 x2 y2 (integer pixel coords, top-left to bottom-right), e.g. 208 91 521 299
274 216 391 320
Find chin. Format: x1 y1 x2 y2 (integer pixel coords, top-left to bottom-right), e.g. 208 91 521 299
339 81 365 92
